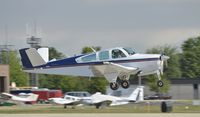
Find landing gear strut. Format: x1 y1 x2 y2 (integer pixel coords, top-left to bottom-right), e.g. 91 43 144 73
110 82 119 90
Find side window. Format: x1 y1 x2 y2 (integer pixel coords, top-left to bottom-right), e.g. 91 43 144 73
112 49 126 59
99 51 109 60
81 54 96 62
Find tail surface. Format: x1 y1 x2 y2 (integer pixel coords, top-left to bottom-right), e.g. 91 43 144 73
19 48 48 68
26 93 39 101
127 86 144 102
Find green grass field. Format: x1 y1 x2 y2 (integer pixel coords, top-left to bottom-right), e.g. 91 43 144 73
0 102 200 114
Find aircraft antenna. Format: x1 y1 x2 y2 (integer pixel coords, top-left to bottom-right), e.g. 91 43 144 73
90 47 96 52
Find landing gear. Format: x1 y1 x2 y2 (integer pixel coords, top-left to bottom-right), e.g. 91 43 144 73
110 82 119 90
156 71 164 87
64 104 67 109
157 80 164 87
109 80 129 90
121 80 130 89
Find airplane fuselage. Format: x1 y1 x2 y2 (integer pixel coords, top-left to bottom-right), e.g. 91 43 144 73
24 53 161 77
20 47 168 90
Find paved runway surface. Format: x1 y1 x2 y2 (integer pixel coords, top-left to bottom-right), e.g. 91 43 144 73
0 114 200 117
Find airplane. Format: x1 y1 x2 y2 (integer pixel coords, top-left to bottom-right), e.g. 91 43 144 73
0 92 39 104
85 86 144 108
49 86 143 109
49 95 82 109
19 47 169 90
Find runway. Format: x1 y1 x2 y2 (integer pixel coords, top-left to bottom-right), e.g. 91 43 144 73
0 114 200 117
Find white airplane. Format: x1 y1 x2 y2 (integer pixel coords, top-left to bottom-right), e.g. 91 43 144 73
0 92 39 104
19 47 169 90
49 95 82 108
49 86 143 109
85 86 144 108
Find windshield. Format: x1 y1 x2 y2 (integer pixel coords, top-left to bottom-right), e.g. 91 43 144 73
123 48 136 55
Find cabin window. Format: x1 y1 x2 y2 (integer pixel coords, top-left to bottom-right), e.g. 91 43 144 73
112 49 126 59
99 51 109 60
81 54 96 62
123 47 135 55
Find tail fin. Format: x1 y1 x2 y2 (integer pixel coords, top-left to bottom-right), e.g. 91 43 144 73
127 86 144 102
19 48 49 68
26 93 39 101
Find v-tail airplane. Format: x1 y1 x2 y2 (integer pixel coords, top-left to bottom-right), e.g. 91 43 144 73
19 47 169 90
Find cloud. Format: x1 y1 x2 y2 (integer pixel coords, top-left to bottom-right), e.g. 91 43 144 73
37 27 200 56
0 0 200 56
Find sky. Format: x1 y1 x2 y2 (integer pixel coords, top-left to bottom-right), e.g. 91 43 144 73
0 0 200 56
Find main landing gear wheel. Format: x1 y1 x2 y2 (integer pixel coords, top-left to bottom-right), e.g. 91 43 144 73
157 80 164 87
110 82 119 90
121 80 130 89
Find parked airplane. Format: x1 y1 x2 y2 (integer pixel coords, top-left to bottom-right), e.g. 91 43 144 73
49 95 81 108
0 92 38 104
19 47 169 90
49 86 143 109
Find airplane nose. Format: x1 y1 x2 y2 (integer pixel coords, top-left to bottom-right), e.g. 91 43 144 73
160 54 170 61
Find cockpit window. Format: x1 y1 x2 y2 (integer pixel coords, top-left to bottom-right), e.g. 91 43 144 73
81 53 96 62
112 49 126 59
123 48 135 55
99 51 109 60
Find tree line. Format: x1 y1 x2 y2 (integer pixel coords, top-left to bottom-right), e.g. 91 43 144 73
1 36 200 94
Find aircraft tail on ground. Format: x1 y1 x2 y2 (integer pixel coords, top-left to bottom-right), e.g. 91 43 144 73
19 48 49 68
127 86 144 102
25 93 39 102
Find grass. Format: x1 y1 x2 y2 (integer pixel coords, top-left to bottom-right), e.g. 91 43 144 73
0 103 200 114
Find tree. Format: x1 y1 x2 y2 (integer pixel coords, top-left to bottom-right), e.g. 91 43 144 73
49 47 65 60
81 46 101 54
181 36 200 78
146 45 181 78
146 45 181 93
39 47 91 93
87 77 107 94
1 50 28 86
39 47 66 90
39 75 90 92
39 46 107 94
147 75 170 93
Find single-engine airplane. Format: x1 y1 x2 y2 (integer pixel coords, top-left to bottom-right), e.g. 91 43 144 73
19 47 169 90
0 92 38 104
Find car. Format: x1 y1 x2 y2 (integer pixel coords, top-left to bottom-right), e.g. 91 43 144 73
144 93 172 100
64 91 91 97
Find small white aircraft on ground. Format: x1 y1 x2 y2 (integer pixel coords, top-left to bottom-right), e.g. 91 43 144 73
49 95 82 108
0 92 39 104
49 86 143 109
19 47 169 90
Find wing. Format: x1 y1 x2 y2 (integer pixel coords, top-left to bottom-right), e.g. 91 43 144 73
49 98 81 105
0 93 12 100
90 62 139 82
94 100 112 109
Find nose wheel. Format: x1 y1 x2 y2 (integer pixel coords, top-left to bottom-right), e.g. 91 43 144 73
110 82 119 90
121 80 130 89
157 80 164 87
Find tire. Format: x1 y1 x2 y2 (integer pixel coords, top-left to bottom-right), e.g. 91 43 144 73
110 82 119 90
157 80 164 87
121 80 130 89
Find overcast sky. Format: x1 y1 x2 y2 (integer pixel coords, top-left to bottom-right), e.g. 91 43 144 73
0 0 200 56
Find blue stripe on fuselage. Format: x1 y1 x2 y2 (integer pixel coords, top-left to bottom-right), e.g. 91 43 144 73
25 56 159 70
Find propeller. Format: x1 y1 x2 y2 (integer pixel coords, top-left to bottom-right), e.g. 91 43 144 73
159 54 170 75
